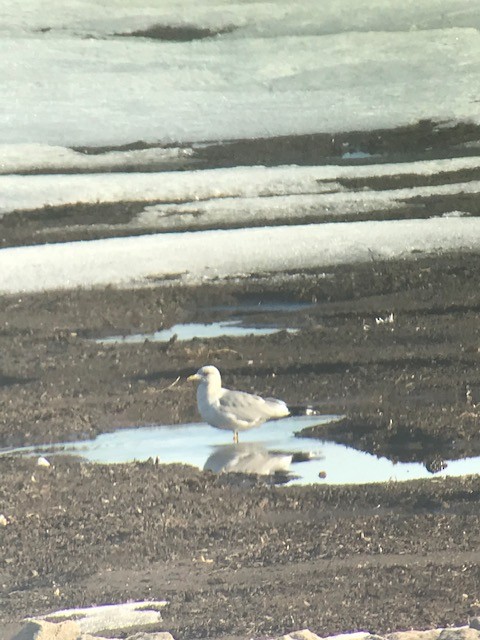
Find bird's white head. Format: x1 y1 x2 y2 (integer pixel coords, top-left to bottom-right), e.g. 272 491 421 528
187 365 222 387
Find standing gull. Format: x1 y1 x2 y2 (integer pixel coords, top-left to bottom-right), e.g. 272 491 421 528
187 365 290 442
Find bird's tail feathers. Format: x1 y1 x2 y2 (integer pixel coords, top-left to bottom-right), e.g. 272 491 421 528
264 397 290 418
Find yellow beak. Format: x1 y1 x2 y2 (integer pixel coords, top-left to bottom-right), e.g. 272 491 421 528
187 373 200 382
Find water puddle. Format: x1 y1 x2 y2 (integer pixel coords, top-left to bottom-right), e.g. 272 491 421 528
3 415 480 485
97 320 297 344
94 297 314 344
342 151 377 160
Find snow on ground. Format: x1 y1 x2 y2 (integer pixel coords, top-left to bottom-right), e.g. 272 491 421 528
0 218 479 295
134 180 480 230
1 1 480 296
0 1 480 148
0 144 193 174
2 157 480 215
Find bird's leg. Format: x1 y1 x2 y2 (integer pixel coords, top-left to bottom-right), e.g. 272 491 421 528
233 431 239 444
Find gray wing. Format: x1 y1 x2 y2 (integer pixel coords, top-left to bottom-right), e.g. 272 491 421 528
219 389 288 423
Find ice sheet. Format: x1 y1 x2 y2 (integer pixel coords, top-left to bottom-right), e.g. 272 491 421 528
2 0 480 39
0 1 479 147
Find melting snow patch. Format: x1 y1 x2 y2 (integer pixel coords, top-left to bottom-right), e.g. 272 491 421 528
0 217 480 294
1 158 480 215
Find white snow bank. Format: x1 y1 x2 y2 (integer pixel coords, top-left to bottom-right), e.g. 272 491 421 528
0 218 479 294
2 157 480 215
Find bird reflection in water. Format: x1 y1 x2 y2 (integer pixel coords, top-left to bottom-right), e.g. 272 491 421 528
204 442 322 484
204 442 291 474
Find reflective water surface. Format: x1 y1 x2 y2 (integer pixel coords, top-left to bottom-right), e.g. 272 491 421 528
3 415 480 486
96 320 297 344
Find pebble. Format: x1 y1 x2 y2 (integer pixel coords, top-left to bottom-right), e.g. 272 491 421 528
10 620 84 640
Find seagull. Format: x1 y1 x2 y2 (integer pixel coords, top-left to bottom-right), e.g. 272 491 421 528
187 365 290 443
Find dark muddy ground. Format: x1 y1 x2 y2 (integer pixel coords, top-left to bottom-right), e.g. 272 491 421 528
1 457 480 639
2 120 480 638
1 251 480 460
1 250 480 638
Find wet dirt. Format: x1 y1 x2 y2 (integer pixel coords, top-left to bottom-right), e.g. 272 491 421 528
1 251 480 456
1 457 480 639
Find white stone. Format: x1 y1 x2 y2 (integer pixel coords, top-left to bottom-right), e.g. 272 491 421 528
438 628 480 640
39 601 167 634
37 457 51 468
322 633 374 640
276 631 324 640
126 633 175 640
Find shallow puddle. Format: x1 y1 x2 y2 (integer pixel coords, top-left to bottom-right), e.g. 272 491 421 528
3 416 480 485
341 150 377 160
97 320 297 344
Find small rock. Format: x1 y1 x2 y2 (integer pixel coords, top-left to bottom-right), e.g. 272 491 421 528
37 457 51 468
387 630 442 640
439 628 480 640
11 619 80 640
0 513 8 526
41 601 167 634
471 620 480 631
322 633 376 640
276 631 323 640
2 623 25 640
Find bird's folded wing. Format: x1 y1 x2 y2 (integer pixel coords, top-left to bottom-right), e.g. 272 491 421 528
218 389 275 422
